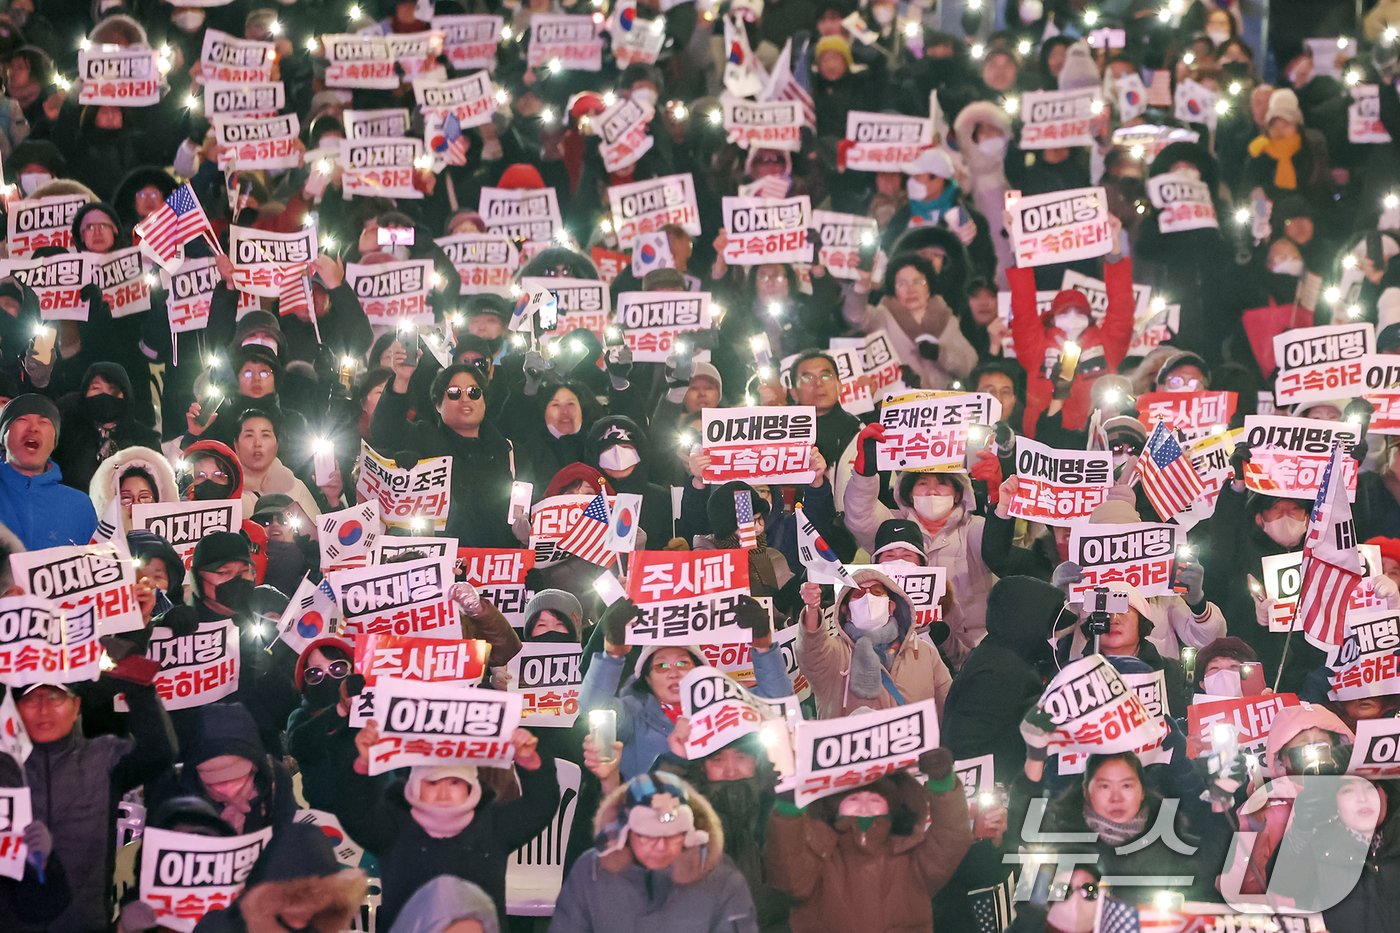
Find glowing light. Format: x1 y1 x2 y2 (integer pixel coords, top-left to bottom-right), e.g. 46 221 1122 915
501 25 514 40
1338 36 1350 51
1017 39 1031 55
903 21 919 38
1386 27 1398 44
305 37 319 52
349 4 361 18
540 106 557 125
709 108 723 125
598 217 614 234
1383 193 1398 211
1214 99 1229 116
605 325 621 339
448 313 462 328
766 301 783 318
547 57 563 74
671 102 688 121
1003 96 1020 115
312 437 334 456
1090 99 1104 116
1348 304 1364 320
1343 254 1359 270
970 43 985 59
432 272 446 289
185 93 200 109
1183 52 1195 66
553 227 570 245
78 38 90 52
1157 6 1172 22
205 354 223 368
602 91 616 107
1234 207 1250 225
1228 81 1242 96
495 88 510 105
321 235 337 251
269 19 282 35
1346 70 1361 87
1324 285 1341 304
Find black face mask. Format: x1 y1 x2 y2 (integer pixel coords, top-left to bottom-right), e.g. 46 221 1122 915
214 577 254 613
191 478 235 501
530 630 575 643
304 679 341 709
81 392 127 424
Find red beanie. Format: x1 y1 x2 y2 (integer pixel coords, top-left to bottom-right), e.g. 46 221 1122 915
1049 289 1091 317
1366 536 1400 569
294 636 354 691
498 163 546 190
544 462 613 499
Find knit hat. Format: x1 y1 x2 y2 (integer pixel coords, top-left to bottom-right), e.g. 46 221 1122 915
642 268 687 291
1265 88 1303 126
1366 536 1400 569
497 164 546 190
1155 350 1210 389
597 770 711 855
901 146 956 178
0 393 60 441
690 362 723 395
71 202 122 246
81 361 134 400
293 636 353 691
1089 485 1141 524
1058 41 1100 91
391 877 501 933
1102 415 1147 451
232 309 287 360
191 531 253 574
814 35 854 68
706 481 770 539
523 589 583 639
872 518 925 561
543 461 612 499
586 415 646 463
1191 636 1257 687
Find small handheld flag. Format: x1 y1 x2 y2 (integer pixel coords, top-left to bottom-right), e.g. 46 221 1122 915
735 490 757 549
796 504 855 586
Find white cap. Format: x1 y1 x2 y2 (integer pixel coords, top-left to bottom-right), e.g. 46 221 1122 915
901 146 956 179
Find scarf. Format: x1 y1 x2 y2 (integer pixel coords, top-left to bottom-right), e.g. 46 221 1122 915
206 774 258 834
405 768 482 838
882 293 952 346
841 617 900 700
1248 132 1302 190
659 701 683 723
1082 801 1149 848
908 181 961 226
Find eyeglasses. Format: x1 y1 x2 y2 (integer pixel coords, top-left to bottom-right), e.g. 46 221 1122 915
797 371 837 385
756 270 788 284
193 468 229 482
17 689 72 708
857 581 888 597
652 659 696 673
82 222 116 235
120 491 155 505
1049 881 1100 902
303 659 352 685
1163 376 1203 391
242 368 274 380
445 385 483 401
254 513 293 526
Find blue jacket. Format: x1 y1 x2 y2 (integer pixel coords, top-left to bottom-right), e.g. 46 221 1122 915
0 459 98 550
579 648 795 781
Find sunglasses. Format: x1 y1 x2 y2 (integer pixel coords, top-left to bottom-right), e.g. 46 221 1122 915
1049 881 1100 902
444 385 483 401
303 659 351 685
652 659 696 673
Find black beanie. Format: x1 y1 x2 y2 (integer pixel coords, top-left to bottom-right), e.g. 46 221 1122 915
873 519 925 561
0 393 60 441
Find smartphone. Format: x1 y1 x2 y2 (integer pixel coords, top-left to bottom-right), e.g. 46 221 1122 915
508 481 533 525
589 709 617 763
199 389 226 428
400 326 420 367
592 572 627 606
1027 859 1055 908
1169 545 1193 595
312 440 336 487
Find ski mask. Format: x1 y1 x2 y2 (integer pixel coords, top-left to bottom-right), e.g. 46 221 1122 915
81 392 127 423
214 577 254 612
1260 512 1307 548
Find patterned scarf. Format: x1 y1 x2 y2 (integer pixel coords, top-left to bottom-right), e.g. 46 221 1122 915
1082 801 1149 848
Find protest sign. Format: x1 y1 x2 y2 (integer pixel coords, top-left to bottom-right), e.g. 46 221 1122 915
369 537 456 565
128 620 241 712
1035 655 1166 758
793 700 939 807
1241 415 1360 500
1126 301 1180 358
596 97 655 172
606 173 701 249
214 113 301 171
343 107 412 140
92 247 152 319
611 1 666 64
1147 170 1218 232
1059 269 1153 323
1006 187 1113 268
845 562 946 628
345 259 434 327
855 330 906 396
626 550 751 646
0 253 92 322
133 499 243 567
842 111 931 171
202 80 284 119
78 47 161 106
1350 717 1400 777
6 194 86 257
1348 84 1389 143
680 665 794 757
1327 608 1400 701
778 344 873 414
435 233 517 296
529 495 607 566
701 405 816 485
413 72 495 128
140 827 273 931
1111 124 1199 162
357 442 452 531
953 755 994 810
228 225 316 297
317 501 382 571
455 548 534 627
1172 428 1242 527
1359 354 1400 433
876 390 1001 472
527 15 603 70
0 788 30 880
701 621 810 700
0 595 100 687
162 256 220 334
479 187 562 243
200 30 275 83
1272 323 1374 407
341 137 425 200
1006 437 1112 527
721 196 812 265
350 632 490 724
1187 693 1300 757
321 34 397 89
367 678 521 774
1068 523 1180 600
506 642 583 728
293 810 363 867
1136 391 1238 438
1058 668 1175 774
328 555 461 638
433 14 503 71
615 291 711 362
385 31 443 79
10 542 140 636
812 210 878 280
520 275 610 340
1260 544 1384 633
722 99 802 151
1020 88 1096 149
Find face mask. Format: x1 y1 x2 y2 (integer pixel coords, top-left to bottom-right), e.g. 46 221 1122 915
1019 0 1042 21
1201 668 1243 698
305 678 341 709
630 88 658 109
214 576 254 613
598 445 640 472
546 423 577 439
1270 257 1304 277
977 136 1008 158
172 9 205 31
531 630 575 643
1261 513 1307 548
242 335 279 352
192 478 234 501
907 178 931 201
1112 451 1132 470
1206 28 1230 46
18 171 50 196
1176 166 1202 181
1054 312 1090 340
913 493 955 521
848 592 891 631
871 4 894 25
81 392 126 423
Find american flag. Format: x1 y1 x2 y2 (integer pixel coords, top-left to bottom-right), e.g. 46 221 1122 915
966 877 1013 933
432 113 468 166
762 37 816 129
735 490 757 549
133 183 216 272
1138 421 1205 520
738 175 791 199
1097 896 1218 933
277 264 312 318
556 492 617 567
1298 443 1363 649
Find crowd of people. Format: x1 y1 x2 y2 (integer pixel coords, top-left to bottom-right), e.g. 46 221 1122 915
0 0 1396 930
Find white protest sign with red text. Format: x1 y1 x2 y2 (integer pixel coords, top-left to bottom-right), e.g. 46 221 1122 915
133 500 242 568
1147 171 1218 233
1006 437 1112 527
368 677 522 774
321 34 397 89
842 111 931 172
7 194 86 257
794 700 939 807
140 827 273 932
201 30 275 83
1036 654 1165 757
507 642 584 728
328 555 461 639
626 550 751 646
0 789 30 881
78 47 161 106
721 196 812 265
1351 717 1400 777
615 291 712 362
1241 415 1360 500
1272 323 1373 407
1068 523 1180 600
356 442 452 531
126 620 241 712
10 543 140 636
1327 608 1400 701
346 259 435 327
433 15 502 71
876 390 1001 473
1007 187 1113 268
723 100 803 151
0 596 100 687
527 15 603 70
1019 88 1097 149
701 405 816 485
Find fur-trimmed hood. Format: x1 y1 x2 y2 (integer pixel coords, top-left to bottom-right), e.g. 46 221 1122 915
89 445 179 531
831 568 917 650
592 779 727 885
234 869 367 932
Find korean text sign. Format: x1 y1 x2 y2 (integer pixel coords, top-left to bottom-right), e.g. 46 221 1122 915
626 550 751 646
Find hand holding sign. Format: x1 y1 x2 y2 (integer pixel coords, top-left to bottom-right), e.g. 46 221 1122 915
600 597 640 654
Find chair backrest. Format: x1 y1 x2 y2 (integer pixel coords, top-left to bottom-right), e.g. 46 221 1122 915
507 760 582 892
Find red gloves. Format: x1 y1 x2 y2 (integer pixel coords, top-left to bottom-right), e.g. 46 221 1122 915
854 422 887 477
969 449 1004 503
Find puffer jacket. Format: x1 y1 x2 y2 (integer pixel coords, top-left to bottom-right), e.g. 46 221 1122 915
765 770 973 933
88 445 179 533
551 776 758 933
797 568 953 719
0 459 98 550
843 471 997 664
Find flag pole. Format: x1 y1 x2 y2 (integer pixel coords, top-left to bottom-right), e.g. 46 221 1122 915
1272 626 1294 692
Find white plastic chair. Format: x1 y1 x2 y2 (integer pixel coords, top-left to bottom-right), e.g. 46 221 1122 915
506 759 581 918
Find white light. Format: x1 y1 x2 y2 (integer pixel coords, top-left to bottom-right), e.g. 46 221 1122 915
251 622 265 639
411 517 426 532
1214 99 1229 116
511 334 526 347
1344 254 1358 270
671 102 688 121
1387 26 1398 44
1102 388 1121 405
743 393 754 405
1084 9 1098 25
1210 423 1226 436
501 25 514 40
970 42 985 59
602 91 616 107
349 3 361 17
312 437 334 456
605 325 621 339
268 19 282 35
1348 304 1364 320
1183 52 1195 66
548 57 563 74
540 106 557 125
205 354 223 368
1157 6 1171 22
1234 207 1250 225
510 283 522 297
185 93 200 109
967 0 981 9
1090 99 1104 116
305 37 319 52
1003 96 1020 115
340 355 356 370
1324 285 1342 304
414 153 434 171
1346 71 1361 87
1211 723 1236 748
156 56 171 75
553 227 570 245
1338 36 1350 50
711 302 726 322
1017 39 1031 55
78 38 90 52
321 235 337 251
52 74 70 91
1387 193 1400 211
758 364 774 379
767 301 783 318
708 108 723 125
495 88 509 105
1228 81 1242 96
1151 296 1167 313
432 272 446 289
903 21 919 38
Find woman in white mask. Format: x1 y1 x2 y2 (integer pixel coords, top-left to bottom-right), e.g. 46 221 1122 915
795 571 951 719
953 102 1015 279
585 414 674 548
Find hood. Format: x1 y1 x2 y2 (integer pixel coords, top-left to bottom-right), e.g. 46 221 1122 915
110 165 177 228
236 825 366 932
70 202 124 250
389 876 500 933
833 569 915 647
517 246 601 281
592 776 727 885
1264 703 1354 776
812 770 939 849
185 702 267 772
888 223 970 302
89 445 179 525
181 439 245 500
1148 141 1221 200
893 470 977 526
984 575 1067 657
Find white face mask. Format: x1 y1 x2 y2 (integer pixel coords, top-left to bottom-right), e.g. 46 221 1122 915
18 171 51 196
1175 165 1202 181
1201 668 1243 698
630 87 658 109
242 335 278 352
913 493 955 522
1019 0 1043 22
598 445 640 472
848 592 891 631
907 178 931 201
1206 28 1230 46
977 136 1008 158
1271 257 1304 277
1054 312 1090 340
871 4 894 26
1261 513 1307 548
172 9 205 31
